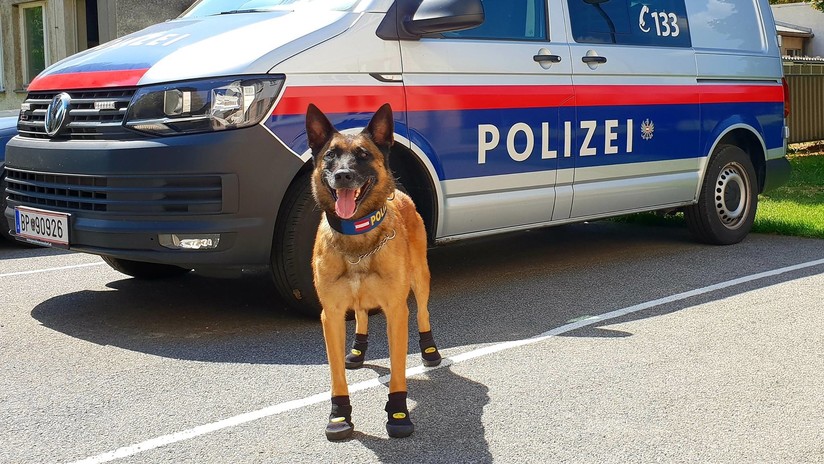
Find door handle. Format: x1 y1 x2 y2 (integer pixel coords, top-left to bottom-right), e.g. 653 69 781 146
581 56 607 64
533 54 562 64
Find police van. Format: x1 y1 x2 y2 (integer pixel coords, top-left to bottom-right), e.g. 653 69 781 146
3 0 791 315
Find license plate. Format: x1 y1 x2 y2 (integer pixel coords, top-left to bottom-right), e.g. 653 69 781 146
14 206 70 247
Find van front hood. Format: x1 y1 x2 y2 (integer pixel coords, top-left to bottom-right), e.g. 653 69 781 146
28 10 353 91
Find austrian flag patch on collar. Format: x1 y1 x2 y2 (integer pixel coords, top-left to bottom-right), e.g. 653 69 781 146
327 206 388 235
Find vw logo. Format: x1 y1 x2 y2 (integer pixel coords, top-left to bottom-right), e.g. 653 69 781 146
45 92 72 137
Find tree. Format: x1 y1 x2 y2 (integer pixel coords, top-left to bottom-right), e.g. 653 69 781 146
769 0 824 12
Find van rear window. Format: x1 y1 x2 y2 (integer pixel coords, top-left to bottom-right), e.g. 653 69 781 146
567 0 691 48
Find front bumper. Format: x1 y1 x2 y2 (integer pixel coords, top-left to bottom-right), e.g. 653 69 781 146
3 125 305 268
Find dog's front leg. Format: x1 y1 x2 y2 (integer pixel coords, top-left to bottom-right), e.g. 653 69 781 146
321 308 354 441
345 309 369 369
384 303 414 438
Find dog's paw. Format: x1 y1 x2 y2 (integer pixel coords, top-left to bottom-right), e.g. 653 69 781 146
345 334 368 369
326 400 354 441
419 331 442 367
386 411 415 438
420 346 442 367
345 348 365 369
384 392 414 438
325 416 354 441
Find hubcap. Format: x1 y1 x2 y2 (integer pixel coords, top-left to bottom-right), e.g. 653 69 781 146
714 162 749 230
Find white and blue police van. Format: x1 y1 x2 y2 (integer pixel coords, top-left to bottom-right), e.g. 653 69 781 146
3 0 791 315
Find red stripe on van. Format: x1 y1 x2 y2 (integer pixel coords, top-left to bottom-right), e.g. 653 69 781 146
27 69 149 91
272 86 407 116
405 85 576 111
272 84 783 115
574 85 699 106
572 84 783 106
699 84 785 104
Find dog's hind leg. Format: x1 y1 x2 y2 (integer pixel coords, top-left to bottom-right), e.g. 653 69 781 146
384 303 414 438
411 252 442 368
345 310 369 369
321 308 354 441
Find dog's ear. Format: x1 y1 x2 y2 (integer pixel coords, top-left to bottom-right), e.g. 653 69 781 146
306 104 336 156
364 103 394 154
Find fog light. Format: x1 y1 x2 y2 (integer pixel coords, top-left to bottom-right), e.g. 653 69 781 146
159 234 220 250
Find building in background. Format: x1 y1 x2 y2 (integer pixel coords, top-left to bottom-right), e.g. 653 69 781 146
772 2 824 58
776 20 814 57
0 0 195 110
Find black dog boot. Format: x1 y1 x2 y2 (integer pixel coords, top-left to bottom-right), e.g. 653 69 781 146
385 392 414 438
325 396 354 441
419 331 442 367
345 333 368 369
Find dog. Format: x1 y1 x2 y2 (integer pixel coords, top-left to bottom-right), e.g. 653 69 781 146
305 103 441 441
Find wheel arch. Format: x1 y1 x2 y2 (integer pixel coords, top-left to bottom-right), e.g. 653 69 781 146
391 134 442 243
702 123 768 195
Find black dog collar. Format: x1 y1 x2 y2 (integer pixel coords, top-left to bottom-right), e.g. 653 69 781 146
326 205 388 235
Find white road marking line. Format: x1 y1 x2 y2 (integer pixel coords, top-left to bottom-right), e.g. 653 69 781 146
69 257 824 464
0 262 106 278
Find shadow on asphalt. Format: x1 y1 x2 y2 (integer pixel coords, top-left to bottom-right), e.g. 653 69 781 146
0 236 73 258
350 365 492 464
28 221 824 366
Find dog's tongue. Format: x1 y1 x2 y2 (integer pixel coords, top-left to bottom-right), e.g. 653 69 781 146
335 189 357 219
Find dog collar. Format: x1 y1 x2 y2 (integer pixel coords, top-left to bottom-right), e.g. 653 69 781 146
326 205 388 235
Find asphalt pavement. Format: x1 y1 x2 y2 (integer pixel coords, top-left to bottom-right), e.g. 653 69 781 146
1 221 822 463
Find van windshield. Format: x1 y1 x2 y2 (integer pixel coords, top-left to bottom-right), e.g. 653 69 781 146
182 0 359 17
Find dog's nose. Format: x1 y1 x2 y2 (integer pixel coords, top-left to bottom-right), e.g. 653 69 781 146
334 170 355 183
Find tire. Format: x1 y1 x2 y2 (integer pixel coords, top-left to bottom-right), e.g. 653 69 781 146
271 173 323 317
685 144 758 245
102 256 191 279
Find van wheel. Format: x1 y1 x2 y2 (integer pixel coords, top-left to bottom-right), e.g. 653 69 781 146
271 173 322 317
101 256 191 279
685 145 758 245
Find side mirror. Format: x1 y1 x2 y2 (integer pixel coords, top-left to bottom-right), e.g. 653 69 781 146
404 0 484 36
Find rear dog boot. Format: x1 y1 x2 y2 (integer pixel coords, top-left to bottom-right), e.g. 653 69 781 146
326 396 354 441
345 333 368 369
385 392 414 438
419 331 442 367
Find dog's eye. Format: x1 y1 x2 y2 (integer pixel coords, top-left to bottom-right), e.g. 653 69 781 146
357 149 369 160
324 150 335 160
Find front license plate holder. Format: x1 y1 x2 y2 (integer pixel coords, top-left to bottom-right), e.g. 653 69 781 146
14 206 70 248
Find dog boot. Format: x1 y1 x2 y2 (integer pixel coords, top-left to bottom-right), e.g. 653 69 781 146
345 333 368 369
326 396 354 441
419 331 442 367
385 392 414 438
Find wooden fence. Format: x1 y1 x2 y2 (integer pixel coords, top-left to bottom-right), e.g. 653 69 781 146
784 59 824 144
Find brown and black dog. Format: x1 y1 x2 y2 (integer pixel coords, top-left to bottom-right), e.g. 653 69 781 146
305 103 442 441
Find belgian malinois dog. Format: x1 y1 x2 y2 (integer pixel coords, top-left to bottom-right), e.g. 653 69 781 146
305 103 442 441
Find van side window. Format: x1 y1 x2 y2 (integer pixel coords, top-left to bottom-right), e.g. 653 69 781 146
687 0 762 52
567 0 691 47
442 0 547 41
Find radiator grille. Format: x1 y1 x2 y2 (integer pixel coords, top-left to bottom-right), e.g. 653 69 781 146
18 89 138 140
5 168 223 214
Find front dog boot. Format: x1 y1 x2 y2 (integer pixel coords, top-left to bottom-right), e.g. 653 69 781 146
419 331 442 367
345 333 368 369
326 396 354 441
385 392 414 438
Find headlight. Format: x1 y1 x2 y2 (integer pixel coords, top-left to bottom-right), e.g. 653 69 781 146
124 76 284 136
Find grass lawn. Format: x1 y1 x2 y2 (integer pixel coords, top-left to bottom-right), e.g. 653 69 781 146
753 152 824 239
614 149 824 240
